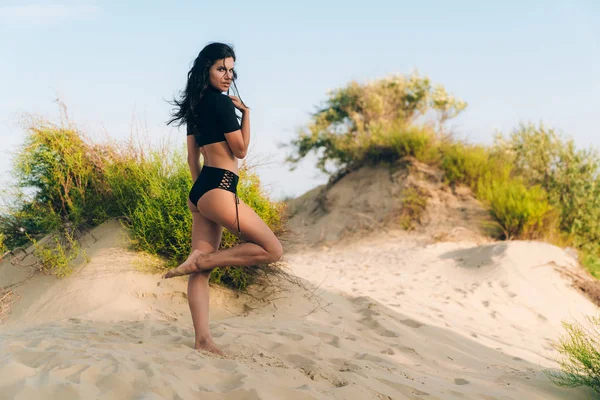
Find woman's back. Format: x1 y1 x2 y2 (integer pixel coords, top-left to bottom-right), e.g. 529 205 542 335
187 85 241 173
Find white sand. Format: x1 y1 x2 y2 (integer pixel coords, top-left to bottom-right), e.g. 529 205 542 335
0 220 598 399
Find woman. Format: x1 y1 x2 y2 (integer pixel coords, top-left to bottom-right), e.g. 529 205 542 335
164 42 283 355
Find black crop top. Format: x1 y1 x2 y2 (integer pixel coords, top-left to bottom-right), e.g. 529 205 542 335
186 85 241 147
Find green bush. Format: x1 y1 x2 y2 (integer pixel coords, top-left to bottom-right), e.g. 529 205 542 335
477 177 553 240
285 71 466 174
106 147 193 263
546 315 600 393
0 189 60 250
13 121 111 228
440 142 506 189
494 123 600 268
365 123 440 165
581 251 600 280
31 228 87 278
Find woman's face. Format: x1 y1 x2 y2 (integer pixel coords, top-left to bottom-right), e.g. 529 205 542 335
209 57 235 92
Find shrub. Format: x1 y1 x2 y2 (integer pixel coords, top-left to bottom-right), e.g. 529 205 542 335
494 123 600 269
0 189 61 249
365 122 440 165
546 315 600 393
107 146 193 263
476 177 553 240
12 120 111 228
285 72 466 175
581 251 600 280
31 227 88 278
440 142 505 189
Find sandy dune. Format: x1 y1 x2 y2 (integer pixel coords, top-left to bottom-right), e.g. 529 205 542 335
0 220 598 399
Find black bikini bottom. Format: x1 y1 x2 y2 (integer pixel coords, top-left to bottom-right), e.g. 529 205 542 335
189 165 241 234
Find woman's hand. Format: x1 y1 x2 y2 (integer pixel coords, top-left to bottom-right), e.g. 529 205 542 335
228 95 249 113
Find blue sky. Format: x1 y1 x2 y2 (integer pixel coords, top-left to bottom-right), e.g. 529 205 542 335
1 0 598 200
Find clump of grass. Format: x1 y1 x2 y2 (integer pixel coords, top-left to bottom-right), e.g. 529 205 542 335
398 186 428 231
0 288 17 324
439 142 502 189
476 178 554 240
581 251 600 280
107 145 194 264
0 233 8 258
545 315 600 393
31 228 88 278
12 118 112 229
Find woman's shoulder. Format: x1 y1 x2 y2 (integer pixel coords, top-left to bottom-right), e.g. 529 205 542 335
200 91 232 106
214 92 234 104
213 93 236 112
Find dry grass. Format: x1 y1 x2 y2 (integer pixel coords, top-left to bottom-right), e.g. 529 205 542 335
0 288 18 324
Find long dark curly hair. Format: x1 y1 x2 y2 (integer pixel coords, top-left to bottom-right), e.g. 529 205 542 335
166 42 246 128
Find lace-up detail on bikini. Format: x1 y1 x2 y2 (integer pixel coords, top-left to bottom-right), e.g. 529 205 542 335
218 170 241 235
218 171 235 190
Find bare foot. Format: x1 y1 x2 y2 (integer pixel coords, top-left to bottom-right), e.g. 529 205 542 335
196 338 225 357
162 250 203 279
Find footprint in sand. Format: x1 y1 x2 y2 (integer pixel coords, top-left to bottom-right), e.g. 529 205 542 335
355 353 395 365
400 319 424 329
277 331 304 341
536 313 548 322
377 378 430 396
285 353 315 367
336 360 361 372
358 316 398 338
299 365 349 388
397 346 420 357
454 287 467 296
213 373 247 392
317 332 341 348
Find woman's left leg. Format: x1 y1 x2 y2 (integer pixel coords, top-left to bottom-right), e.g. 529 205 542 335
185 198 224 355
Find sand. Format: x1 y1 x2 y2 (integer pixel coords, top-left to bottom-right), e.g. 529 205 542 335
0 220 598 399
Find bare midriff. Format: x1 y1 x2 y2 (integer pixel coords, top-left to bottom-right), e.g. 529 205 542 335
200 141 238 174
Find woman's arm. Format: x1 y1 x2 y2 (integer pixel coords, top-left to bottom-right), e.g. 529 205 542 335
239 108 250 156
223 96 250 159
187 135 202 182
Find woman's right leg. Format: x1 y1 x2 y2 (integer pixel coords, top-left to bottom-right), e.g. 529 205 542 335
186 198 224 355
